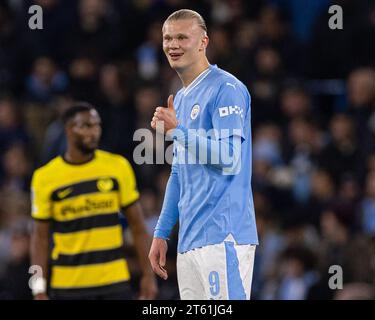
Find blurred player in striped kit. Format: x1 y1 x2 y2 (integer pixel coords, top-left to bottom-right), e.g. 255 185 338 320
30 103 157 300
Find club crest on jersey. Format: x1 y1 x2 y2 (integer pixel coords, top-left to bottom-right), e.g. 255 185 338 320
97 178 113 192
190 104 200 120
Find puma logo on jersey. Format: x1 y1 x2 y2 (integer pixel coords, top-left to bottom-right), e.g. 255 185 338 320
57 188 73 199
226 82 236 89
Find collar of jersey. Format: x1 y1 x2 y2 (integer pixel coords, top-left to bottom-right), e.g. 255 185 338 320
61 152 96 166
182 65 214 96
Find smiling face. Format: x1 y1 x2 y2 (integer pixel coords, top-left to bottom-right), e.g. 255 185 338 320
162 18 208 73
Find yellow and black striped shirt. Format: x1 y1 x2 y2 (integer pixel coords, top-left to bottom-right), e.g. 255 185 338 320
31 150 139 297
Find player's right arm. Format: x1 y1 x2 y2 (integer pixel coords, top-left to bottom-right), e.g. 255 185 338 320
149 162 180 280
30 170 51 300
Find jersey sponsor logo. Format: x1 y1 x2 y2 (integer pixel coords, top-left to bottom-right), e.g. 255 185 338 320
190 104 200 120
57 187 73 199
97 178 114 192
218 105 243 118
61 199 114 216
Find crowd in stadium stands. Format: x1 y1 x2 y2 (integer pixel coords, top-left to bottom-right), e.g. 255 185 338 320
0 0 375 299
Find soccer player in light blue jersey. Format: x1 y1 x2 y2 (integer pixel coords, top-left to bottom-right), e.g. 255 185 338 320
148 9 258 300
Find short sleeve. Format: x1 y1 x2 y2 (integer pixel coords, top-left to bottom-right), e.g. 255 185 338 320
210 81 250 140
117 157 140 208
31 171 52 220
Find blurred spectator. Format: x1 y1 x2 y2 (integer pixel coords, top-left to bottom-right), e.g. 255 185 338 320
337 174 361 204
263 245 319 300
97 63 136 159
252 192 286 299
39 94 73 164
280 85 313 126
62 0 122 62
68 56 100 103
0 225 32 300
292 168 336 228
231 21 258 79
317 201 372 288
253 123 283 170
136 22 163 81
18 0 74 62
361 171 375 236
318 114 360 185
348 68 375 160
0 190 30 285
348 68 375 110
25 56 68 103
140 189 160 236
0 96 30 154
254 46 283 80
258 5 285 44
270 0 330 44
257 5 301 74
278 245 319 300
348 1 375 69
210 0 245 24
252 123 295 223
0 143 32 193
320 201 357 244
250 45 284 126
0 2 21 92
207 25 235 73
286 118 321 204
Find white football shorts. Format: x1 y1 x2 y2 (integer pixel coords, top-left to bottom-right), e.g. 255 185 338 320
177 236 256 300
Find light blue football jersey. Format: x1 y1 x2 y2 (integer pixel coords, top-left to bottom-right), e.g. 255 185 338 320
171 64 259 253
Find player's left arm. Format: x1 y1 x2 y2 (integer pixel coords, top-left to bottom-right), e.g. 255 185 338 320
153 90 246 174
122 202 158 299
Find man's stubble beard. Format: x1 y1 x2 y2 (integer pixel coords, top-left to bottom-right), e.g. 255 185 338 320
76 141 97 155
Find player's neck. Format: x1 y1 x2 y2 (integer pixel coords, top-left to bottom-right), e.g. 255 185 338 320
179 59 210 88
64 147 95 165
